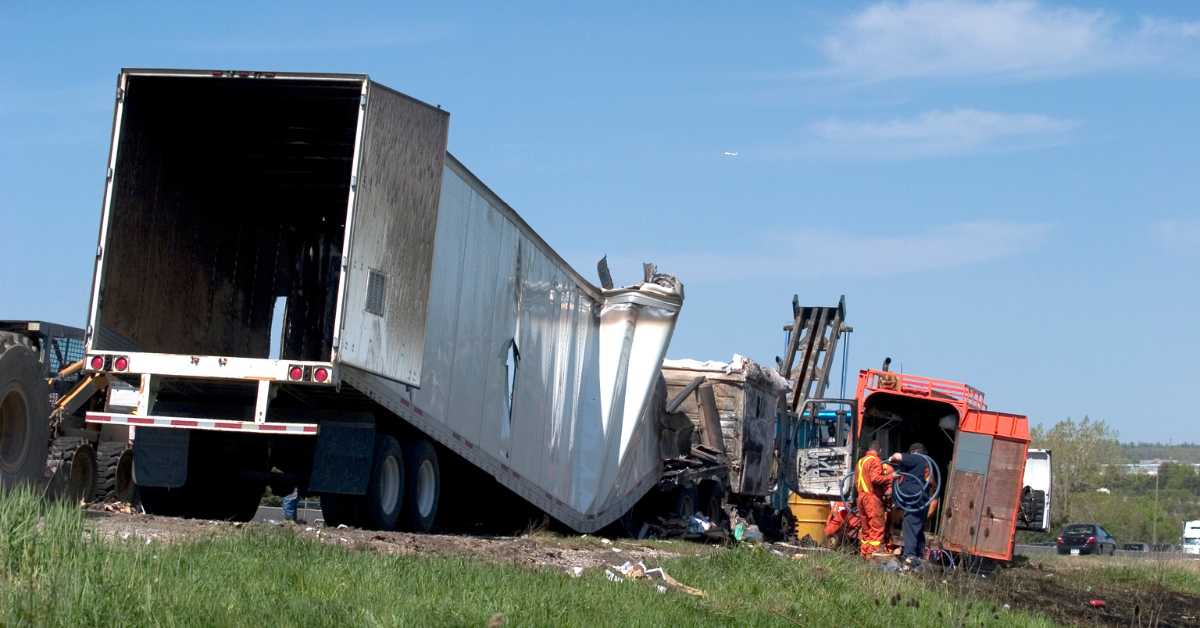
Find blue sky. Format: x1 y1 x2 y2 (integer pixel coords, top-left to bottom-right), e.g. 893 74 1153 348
1 1 1197 441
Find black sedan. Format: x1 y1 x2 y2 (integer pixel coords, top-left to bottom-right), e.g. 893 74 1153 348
1057 523 1117 556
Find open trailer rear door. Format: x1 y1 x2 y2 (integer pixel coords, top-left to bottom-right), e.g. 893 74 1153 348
940 410 1030 561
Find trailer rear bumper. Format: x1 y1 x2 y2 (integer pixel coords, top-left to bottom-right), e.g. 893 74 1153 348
86 411 318 435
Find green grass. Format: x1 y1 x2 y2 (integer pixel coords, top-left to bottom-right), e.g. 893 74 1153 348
0 490 1059 627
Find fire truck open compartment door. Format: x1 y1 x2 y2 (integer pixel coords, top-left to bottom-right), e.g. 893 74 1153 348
940 410 1029 561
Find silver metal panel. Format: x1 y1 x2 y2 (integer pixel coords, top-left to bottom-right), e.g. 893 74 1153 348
337 82 449 386
349 159 682 532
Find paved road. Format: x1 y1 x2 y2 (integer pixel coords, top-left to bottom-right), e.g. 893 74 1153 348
1015 543 1192 560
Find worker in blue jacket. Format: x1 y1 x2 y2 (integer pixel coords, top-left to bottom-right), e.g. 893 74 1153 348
890 443 931 565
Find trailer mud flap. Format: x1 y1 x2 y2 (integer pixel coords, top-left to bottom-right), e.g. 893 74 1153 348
133 427 189 489
308 420 375 495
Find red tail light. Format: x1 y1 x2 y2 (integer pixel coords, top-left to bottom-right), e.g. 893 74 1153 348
313 367 329 383
288 366 304 381
1086 536 1096 545
113 356 129 371
89 356 105 370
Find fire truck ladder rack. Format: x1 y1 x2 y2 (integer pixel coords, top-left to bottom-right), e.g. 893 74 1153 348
777 295 846 415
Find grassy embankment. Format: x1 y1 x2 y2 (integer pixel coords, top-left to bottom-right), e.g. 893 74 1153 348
0 489 1064 627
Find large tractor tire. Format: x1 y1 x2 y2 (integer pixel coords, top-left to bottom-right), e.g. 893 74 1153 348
400 437 441 532
0 336 50 492
46 436 97 503
94 442 135 502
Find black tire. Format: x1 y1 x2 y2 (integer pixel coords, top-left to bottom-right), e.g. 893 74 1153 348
94 441 129 501
400 438 441 532
0 340 50 492
46 437 96 503
114 447 134 502
672 486 699 521
320 492 363 528
698 480 726 524
363 434 405 530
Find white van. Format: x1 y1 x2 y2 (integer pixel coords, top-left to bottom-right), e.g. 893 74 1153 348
1018 449 1052 532
1183 520 1200 555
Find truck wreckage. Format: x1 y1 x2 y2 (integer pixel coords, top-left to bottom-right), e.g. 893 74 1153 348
0 68 1050 566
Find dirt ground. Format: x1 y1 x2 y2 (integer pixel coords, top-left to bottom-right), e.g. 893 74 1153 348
85 506 1200 626
85 506 719 574
978 558 1200 628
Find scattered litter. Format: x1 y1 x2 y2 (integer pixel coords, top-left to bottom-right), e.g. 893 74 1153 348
791 553 807 560
568 567 584 578
687 514 715 535
337 524 349 529
608 561 705 597
1088 599 1106 609
655 585 667 594
611 547 622 553
305 527 314 532
601 538 612 545
1002 604 1010 610
732 521 762 543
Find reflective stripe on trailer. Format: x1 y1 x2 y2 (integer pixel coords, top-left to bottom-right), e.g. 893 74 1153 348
85 412 318 435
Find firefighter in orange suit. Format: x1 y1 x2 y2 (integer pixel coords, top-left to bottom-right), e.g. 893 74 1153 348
824 501 860 549
856 441 893 557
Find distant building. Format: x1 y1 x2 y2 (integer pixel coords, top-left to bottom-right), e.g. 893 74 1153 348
1106 460 1200 476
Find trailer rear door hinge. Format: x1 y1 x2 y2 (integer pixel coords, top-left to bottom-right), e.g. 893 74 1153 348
96 245 103 258
350 175 358 191
106 167 113 180
116 88 125 103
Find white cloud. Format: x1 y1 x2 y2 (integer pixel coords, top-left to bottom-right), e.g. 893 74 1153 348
817 1 1200 81
613 221 1050 283
1152 219 1200 255
808 108 1078 157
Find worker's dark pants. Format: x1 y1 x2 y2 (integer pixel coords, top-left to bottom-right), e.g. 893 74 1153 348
902 510 926 559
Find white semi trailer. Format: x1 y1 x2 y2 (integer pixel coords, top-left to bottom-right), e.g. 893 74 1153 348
80 69 686 532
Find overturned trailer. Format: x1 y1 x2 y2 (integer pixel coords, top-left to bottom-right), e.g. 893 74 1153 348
82 68 682 532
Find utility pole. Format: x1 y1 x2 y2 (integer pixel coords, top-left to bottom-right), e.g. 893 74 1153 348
1154 468 1160 548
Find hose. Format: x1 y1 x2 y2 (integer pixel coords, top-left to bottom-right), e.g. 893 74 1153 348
891 453 941 514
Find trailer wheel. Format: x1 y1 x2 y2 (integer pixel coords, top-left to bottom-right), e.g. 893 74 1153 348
363 434 405 530
401 438 441 532
0 341 50 492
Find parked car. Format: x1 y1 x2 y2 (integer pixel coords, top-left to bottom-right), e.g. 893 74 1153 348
1057 523 1117 556
1122 542 1150 552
